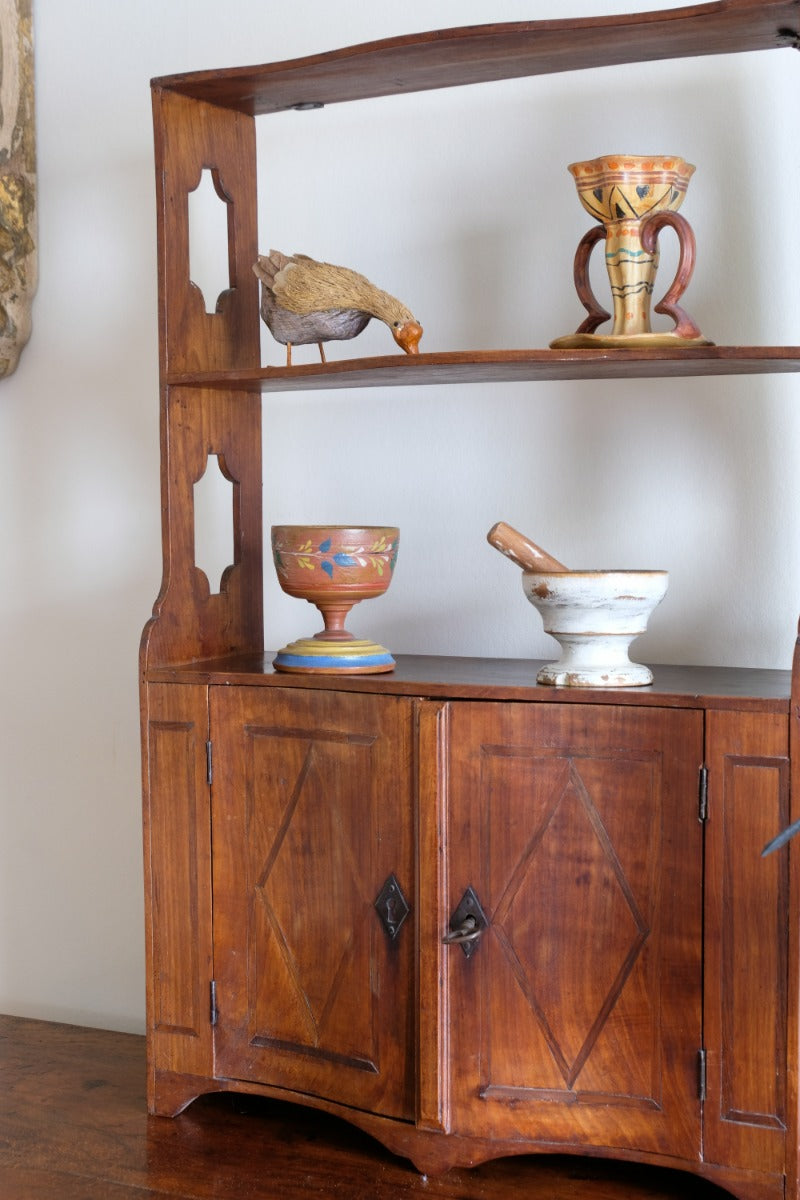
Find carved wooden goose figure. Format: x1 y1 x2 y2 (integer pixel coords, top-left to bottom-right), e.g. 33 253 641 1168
253 250 423 366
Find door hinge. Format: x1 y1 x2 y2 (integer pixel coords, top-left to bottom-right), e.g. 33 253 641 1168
698 765 709 822
210 980 218 1026
206 740 213 786
698 1048 707 1101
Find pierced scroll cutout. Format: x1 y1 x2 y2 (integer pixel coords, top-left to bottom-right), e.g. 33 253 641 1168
193 453 234 593
188 168 232 314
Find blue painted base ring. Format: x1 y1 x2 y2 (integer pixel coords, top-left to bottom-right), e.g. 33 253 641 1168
273 637 395 675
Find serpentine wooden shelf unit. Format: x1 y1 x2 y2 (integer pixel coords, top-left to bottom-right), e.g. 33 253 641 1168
140 4 800 1198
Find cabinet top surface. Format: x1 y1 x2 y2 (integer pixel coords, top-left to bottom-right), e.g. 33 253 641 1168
151 1 799 116
145 653 791 712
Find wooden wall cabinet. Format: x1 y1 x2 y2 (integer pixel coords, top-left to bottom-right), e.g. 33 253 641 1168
140 4 800 1197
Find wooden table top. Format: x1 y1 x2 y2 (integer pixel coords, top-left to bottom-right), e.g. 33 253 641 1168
0 1013 733 1197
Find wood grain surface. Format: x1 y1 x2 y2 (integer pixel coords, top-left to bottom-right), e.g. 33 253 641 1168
151 3 800 114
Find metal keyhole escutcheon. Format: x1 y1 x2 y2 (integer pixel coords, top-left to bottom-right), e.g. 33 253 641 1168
374 873 410 941
443 885 489 958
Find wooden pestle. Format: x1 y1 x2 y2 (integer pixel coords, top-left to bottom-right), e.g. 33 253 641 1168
487 522 568 573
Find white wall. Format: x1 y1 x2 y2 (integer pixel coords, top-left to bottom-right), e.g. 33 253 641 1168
0 0 797 1033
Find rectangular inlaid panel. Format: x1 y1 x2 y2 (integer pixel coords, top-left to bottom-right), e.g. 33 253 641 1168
704 710 789 1176
143 683 213 1094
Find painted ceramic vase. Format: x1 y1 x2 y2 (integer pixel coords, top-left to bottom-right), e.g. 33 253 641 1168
271 525 398 673
522 569 668 687
551 155 710 348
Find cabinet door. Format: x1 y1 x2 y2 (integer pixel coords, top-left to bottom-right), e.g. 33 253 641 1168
703 709 789 1177
210 686 414 1119
436 701 703 1157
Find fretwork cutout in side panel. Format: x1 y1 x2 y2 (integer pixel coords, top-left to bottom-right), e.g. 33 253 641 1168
194 453 234 593
188 167 232 314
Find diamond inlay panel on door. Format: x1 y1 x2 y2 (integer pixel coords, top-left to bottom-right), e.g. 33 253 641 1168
211 686 414 1120
488 753 653 1095
441 702 703 1157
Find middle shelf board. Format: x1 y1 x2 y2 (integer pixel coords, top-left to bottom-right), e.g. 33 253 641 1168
168 346 800 392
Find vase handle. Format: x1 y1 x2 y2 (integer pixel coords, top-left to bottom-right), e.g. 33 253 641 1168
572 224 610 335
640 211 703 341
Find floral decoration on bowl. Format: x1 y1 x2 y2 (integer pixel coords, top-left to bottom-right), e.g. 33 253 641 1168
271 525 399 601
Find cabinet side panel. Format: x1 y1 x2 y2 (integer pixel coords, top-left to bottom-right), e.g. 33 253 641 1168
704 709 789 1176
789 628 800 1200
142 682 213 1108
141 86 263 670
141 385 263 670
151 88 259 376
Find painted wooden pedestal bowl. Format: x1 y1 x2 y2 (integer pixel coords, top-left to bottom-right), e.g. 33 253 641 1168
522 569 668 687
271 525 399 673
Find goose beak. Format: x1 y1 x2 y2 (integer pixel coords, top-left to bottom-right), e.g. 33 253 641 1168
394 320 423 355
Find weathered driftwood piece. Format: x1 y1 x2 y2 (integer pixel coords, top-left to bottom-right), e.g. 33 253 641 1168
0 0 36 378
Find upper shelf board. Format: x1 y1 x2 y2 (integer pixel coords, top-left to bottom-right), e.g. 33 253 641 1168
151 1 800 115
168 347 800 392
